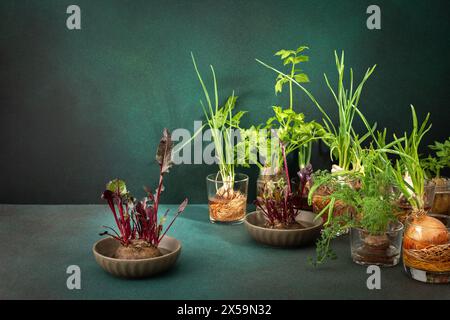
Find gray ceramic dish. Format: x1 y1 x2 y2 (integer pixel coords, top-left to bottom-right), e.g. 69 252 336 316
93 236 181 278
244 210 323 247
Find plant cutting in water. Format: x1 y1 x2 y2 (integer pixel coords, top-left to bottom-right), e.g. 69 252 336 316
191 53 248 223
237 108 322 210
307 127 395 211
381 106 450 278
237 108 326 171
267 106 327 169
385 106 432 214
309 150 400 266
281 114 325 208
244 47 324 208
192 55 245 183
255 46 327 175
257 51 377 173
101 129 188 259
236 46 327 209
258 50 380 222
306 127 377 221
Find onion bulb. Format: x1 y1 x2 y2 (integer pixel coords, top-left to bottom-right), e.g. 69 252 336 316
404 215 449 250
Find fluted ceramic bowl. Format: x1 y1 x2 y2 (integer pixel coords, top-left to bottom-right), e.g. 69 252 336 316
244 210 323 247
93 236 181 278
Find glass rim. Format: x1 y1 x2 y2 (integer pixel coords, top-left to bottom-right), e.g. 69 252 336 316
406 213 450 230
352 220 404 234
206 172 249 183
432 176 449 180
433 177 450 190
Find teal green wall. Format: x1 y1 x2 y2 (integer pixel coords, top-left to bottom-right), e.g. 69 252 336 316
1 0 449 204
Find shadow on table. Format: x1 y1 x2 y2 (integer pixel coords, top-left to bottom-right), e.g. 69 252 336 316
179 205 210 224
210 223 320 253
93 258 186 283
180 204 256 225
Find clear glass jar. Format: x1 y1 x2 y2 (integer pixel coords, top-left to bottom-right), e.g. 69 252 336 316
350 221 404 267
432 177 450 215
311 174 360 220
256 169 285 200
206 173 248 224
403 214 450 283
311 192 354 221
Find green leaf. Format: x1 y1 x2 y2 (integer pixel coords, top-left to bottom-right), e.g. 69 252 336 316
294 73 310 83
283 56 294 65
275 79 284 93
228 110 247 127
275 49 295 59
294 55 309 63
276 77 289 92
106 179 127 195
274 49 286 56
223 95 238 112
422 137 450 177
296 46 309 53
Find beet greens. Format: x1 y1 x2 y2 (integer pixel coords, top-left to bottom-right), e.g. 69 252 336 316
254 142 302 227
101 129 188 247
297 163 313 197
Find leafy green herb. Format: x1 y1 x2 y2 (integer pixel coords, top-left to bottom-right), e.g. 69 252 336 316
310 214 352 266
236 124 272 170
273 46 310 110
421 137 450 178
309 150 398 265
383 106 431 211
191 53 246 185
257 51 376 172
267 107 327 168
272 46 328 169
237 107 326 171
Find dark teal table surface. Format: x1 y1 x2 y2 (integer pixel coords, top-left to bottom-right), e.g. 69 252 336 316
0 205 448 300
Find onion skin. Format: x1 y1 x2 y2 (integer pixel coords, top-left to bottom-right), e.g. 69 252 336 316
403 216 449 250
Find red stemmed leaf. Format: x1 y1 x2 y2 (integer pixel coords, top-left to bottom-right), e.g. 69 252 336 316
143 186 155 201
156 128 173 175
106 179 128 196
101 190 114 201
101 129 188 248
158 198 189 242
177 198 188 213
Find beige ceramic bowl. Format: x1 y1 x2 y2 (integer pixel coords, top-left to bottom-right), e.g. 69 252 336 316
244 210 323 247
93 236 181 278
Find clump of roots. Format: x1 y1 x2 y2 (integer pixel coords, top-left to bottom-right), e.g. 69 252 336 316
115 239 162 260
209 186 247 222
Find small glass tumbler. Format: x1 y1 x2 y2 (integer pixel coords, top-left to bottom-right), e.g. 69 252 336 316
432 177 450 215
350 221 404 267
403 214 450 283
207 173 248 224
256 170 285 198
